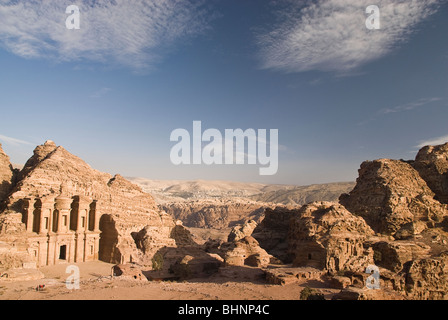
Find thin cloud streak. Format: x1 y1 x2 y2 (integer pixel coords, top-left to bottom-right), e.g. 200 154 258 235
380 97 442 114
0 134 33 146
357 97 443 126
415 134 448 149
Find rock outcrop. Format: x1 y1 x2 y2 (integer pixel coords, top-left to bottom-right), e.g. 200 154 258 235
0 144 14 207
161 199 268 229
373 241 431 272
252 207 294 263
288 201 374 273
0 140 178 265
133 224 223 279
404 252 448 300
413 143 448 204
227 219 258 242
339 159 447 235
221 236 272 268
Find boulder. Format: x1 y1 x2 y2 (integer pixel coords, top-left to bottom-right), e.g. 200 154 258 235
222 236 272 268
169 251 222 279
112 263 146 280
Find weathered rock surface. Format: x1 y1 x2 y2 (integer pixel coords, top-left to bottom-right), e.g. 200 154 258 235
373 241 431 272
0 240 35 271
264 267 324 285
221 236 272 268
340 159 447 235
131 222 222 279
161 199 268 229
404 252 448 300
112 263 146 281
0 144 14 207
288 201 374 273
252 207 294 263
131 223 177 265
413 143 448 204
0 141 177 265
168 249 222 279
227 219 258 242
332 286 405 300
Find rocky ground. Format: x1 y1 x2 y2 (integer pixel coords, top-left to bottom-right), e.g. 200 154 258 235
0 261 340 300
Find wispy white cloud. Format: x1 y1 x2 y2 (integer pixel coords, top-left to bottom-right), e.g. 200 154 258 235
0 134 32 146
257 0 442 73
380 97 442 114
0 0 213 71
415 134 448 149
357 97 443 126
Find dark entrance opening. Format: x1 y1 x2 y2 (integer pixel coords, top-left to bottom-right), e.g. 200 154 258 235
59 245 67 260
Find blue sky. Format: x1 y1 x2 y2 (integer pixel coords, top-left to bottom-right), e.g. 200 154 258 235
0 0 447 185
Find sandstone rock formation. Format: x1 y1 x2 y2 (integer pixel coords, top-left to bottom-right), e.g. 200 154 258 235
1 138 448 299
372 240 431 272
404 252 448 300
413 143 448 204
227 219 258 242
288 201 374 273
161 199 268 229
130 220 223 279
252 207 294 263
0 140 179 266
221 236 272 268
0 143 14 208
168 249 222 279
332 286 405 300
339 159 447 235
264 267 324 286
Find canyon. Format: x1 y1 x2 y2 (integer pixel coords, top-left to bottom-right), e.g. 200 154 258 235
1 140 448 300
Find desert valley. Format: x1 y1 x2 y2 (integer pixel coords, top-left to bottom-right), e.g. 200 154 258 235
0 140 447 301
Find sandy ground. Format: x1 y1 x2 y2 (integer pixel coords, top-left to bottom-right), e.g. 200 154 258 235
0 261 339 300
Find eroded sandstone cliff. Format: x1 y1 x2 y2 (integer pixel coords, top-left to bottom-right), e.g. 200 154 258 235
0 141 182 266
339 159 447 235
0 144 14 208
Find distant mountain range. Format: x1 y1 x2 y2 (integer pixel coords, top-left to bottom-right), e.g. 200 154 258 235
126 178 355 229
126 177 355 206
